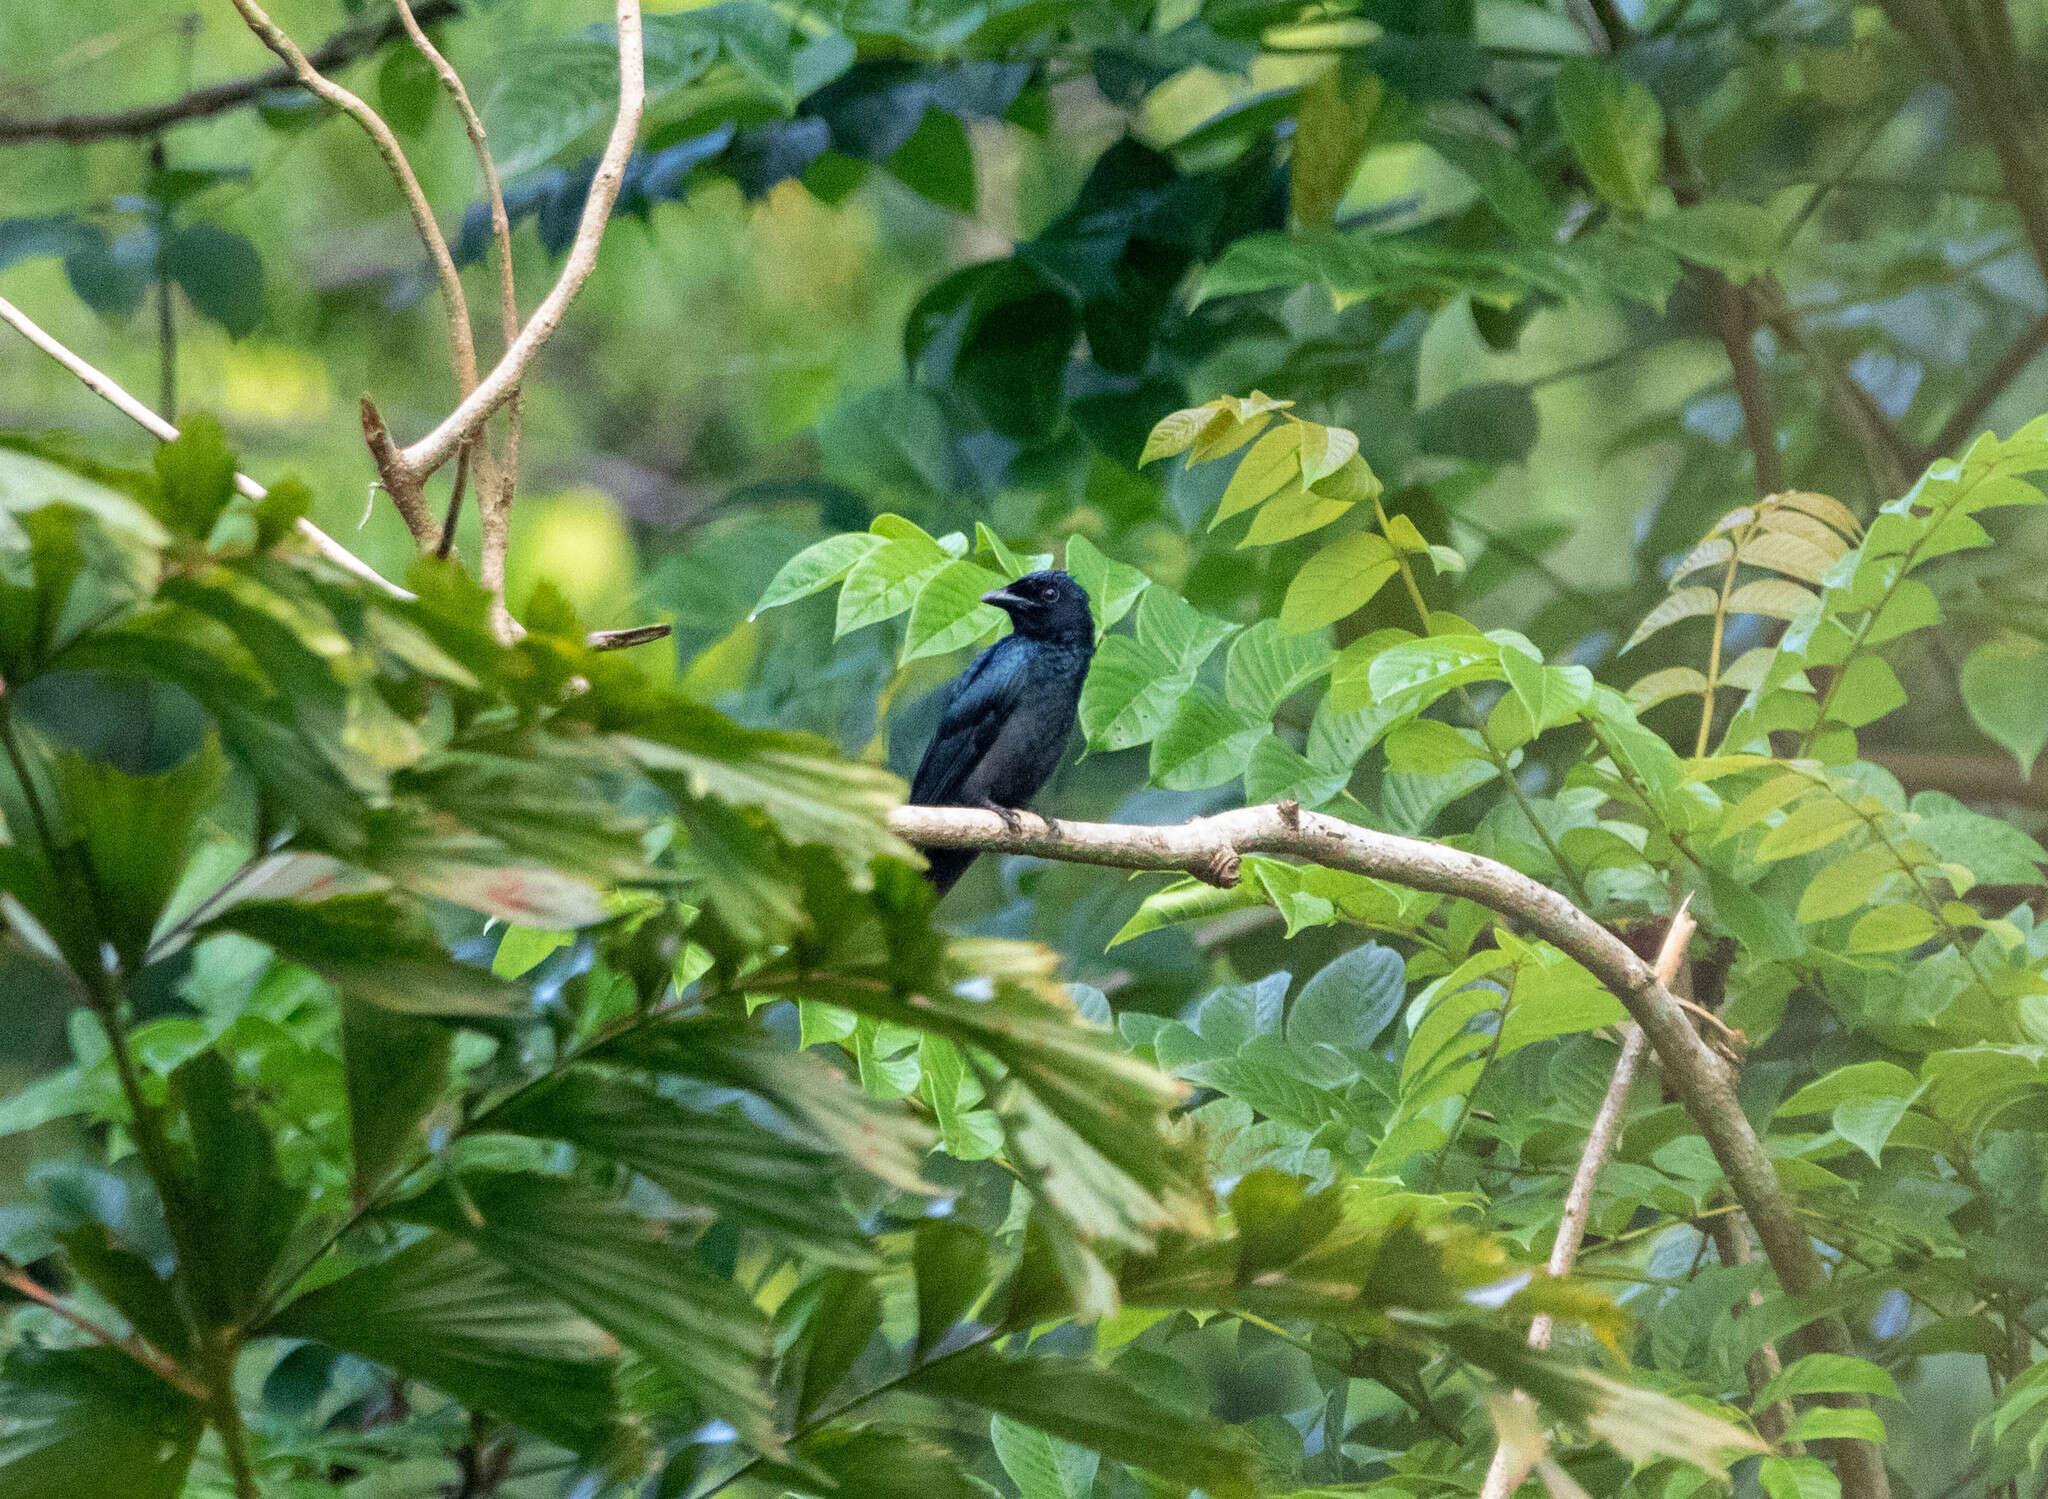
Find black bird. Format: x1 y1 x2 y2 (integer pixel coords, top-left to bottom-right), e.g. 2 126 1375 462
910 569 1095 894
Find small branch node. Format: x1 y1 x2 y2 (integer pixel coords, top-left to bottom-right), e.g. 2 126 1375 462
1194 847 1242 888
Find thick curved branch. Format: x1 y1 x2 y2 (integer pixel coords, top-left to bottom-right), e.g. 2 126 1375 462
894 802 1887 1495
0 1 460 146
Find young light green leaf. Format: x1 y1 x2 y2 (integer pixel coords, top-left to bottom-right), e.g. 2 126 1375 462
1960 636 2048 778
1279 532 1399 634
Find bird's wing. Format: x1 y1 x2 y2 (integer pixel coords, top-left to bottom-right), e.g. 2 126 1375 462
909 640 1027 805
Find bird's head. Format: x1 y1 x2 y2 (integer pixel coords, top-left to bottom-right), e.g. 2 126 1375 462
982 570 1094 645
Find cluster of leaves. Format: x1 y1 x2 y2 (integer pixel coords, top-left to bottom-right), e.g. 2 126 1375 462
0 420 1759 1497
0 163 264 339
758 386 2048 1496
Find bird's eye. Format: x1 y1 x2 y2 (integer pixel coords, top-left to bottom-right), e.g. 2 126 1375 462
1038 583 1057 601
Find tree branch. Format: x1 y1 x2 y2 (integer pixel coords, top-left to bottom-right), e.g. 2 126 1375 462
1477 905 1690 1499
392 0 523 550
225 0 477 546
0 291 669 652
0 0 461 146
391 0 645 490
892 802 1889 1498
0 1255 207 1399
0 290 412 598
1713 276 1785 494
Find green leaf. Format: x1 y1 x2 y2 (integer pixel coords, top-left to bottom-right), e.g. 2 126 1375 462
377 38 442 135
902 558 1005 662
1290 64 1379 230
151 413 238 539
1754 799 1861 861
1785 1407 1886 1444
753 532 886 615
400 1172 775 1446
837 524 952 635
920 1034 1003 1160
1288 943 1404 1050
601 1018 934 1192
784 1267 883 1419
1756 1353 1901 1406
1149 688 1265 790
53 740 222 970
170 1047 304 1323
1062 534 1148 637
61 226 150 321
1758 1457 1841 1499
341 999 451 1200
492 924 572 978
1833 1093 1917 1167
914 1219 992 1357
1225 620 1335 719
1554 57 1665 214
907 1349 1256 1498
1825 655 1907 728
0 1346 201 1499
1240 483 1356 545
1794 845 1900 923
992 1415 1101 1499
888 107 976 213
1961 636 2048 778
268 1232 619 1455
1848 903 1936 953
1295 420 1361 488
1634 201 1777 280
165 224 264 339
1778 1061 1919 1117
478 1070 873 1264
1109 877 1262 947
1279 532 1399 635
1416 383 1538 464
213 894 521 1016
1212 424 1303 528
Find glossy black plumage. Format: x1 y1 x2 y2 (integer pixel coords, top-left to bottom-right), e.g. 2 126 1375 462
909 570 1095 894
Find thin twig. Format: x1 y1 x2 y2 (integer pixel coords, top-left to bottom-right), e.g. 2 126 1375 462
0 291 412 599
0 1255 206 1399
394 0 645 488
224 0 476 545
391 0 525 536
1715 278 1785 494
0 291 669 651
437 438 472 562
0 0 461 144
1476 903 1693 1499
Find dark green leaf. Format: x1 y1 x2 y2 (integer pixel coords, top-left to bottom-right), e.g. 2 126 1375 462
268 1232 619 1454
0 1345 201 1499
165 224 264 339
908 1348 1256 1498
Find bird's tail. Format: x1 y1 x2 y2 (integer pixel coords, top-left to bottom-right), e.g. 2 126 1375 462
920 846 978 895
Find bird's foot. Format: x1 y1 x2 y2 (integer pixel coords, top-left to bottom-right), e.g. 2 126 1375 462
975 798 1027 836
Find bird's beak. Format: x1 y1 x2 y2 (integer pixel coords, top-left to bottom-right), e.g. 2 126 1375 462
981 586 1027 611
